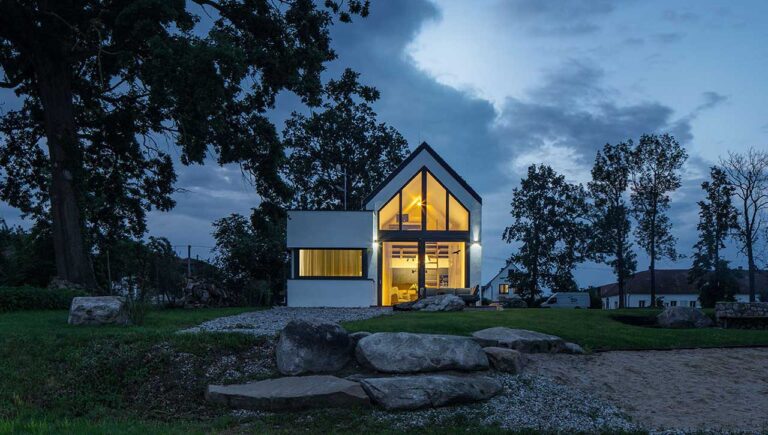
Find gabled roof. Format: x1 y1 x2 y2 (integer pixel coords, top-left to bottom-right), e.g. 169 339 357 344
363 142 482 206
598 269 768 297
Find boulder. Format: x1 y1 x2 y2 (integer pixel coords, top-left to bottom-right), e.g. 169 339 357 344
411 294 466 312
360 374 502 410
471 327 564 353
206 375 370 411
276 319 353 375
500 294 527 308
356 332 489 373
562 342 585 354
657 307 713 328
68 296 130 325
483 347 527 373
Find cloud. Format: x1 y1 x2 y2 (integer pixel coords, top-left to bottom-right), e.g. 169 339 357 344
662 9 699 23
502 0 615 36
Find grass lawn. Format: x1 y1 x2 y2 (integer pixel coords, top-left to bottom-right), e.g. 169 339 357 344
344 308 768 351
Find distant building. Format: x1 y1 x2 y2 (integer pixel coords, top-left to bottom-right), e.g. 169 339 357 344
598 269 768 309
482 260 515 301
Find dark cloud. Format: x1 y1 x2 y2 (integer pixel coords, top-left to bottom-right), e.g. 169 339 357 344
662 9 700 23
502 0 615 36
653 32 685 44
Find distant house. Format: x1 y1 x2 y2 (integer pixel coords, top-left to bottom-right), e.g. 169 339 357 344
483 260 515 301
285 142 482 307
598 269 768 309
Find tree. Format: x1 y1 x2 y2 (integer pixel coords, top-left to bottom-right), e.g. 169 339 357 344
284 68 408 210
688 167 740 307
720 148 768 301
503 165 591 305
212 202 287 306
629 133 688 307
0 0 368 289
589 142 636 308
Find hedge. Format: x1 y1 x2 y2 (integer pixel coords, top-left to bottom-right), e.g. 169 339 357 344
0 286 87 312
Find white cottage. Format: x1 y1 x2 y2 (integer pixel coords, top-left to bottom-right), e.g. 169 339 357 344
286 142 482 307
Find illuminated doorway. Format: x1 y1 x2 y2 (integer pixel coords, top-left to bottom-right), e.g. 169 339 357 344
381 241 419 306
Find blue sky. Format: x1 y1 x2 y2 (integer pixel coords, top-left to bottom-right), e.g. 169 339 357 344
2 0 767 286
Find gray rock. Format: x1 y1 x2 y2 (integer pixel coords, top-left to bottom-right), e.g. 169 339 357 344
657 306 713 328
349 331 371 346
356 332 489 373
500 294 528 308
68 296 129 325
561 342 585 354
411 294 466 312
360 374 502 410
276 319 352 375
483 347 527 373
206 375 370 411
472 327 564 353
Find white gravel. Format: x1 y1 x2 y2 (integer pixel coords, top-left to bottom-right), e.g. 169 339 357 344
373 373 638 433
180 307 393 336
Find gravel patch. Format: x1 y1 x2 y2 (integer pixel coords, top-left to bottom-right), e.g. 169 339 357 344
180 307 393 336
372 373 638 433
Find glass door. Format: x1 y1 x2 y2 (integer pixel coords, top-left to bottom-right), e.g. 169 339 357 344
424 241 466 294
381 241 419 306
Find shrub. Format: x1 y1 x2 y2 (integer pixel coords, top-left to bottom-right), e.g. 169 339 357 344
0 286 87 312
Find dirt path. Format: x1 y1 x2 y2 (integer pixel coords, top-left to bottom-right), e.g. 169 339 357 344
526 348 768 432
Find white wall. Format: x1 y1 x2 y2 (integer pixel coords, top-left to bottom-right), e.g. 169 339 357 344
602 293 752 309
364 149 483 289
287 279 375 307
484 265 512 301
287 211 374 248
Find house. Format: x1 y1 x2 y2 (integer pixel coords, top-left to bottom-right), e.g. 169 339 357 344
286 142 482 307
598 269 768 309
483 260 516 301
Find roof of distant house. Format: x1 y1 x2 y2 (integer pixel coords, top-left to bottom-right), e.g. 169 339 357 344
597 269 768 298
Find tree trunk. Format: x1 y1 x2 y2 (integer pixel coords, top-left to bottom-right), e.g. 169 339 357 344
746 241 756 302
34 54 97 289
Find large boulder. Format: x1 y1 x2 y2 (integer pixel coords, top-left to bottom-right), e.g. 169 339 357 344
411 294 466 312
500 294 527 309
657 307 713 328
471 327 564 353
356 332 489 373
483 347 527 373
360 374 502 410
276 319 353 375
68 296 129 326
206 375 370 411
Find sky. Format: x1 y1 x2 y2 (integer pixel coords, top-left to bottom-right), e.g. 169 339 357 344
2 0 767 287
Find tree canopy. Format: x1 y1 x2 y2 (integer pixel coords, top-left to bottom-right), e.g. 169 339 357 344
284 68 408 210
0 0 368 288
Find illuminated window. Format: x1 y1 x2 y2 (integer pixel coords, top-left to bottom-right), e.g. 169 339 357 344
448 194 469 231
499 284 509 295
379 193 400 230
400 174 422 230
298 249 364 278
426 172 447 230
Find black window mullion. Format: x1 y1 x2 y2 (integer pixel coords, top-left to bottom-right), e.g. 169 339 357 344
421 170 426 231
398 192 402 231
445 190 449 231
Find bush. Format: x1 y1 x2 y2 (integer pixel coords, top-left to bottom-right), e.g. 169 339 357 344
0 286 87 312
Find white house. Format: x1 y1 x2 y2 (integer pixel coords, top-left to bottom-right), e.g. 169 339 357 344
286 142 482 307
483 260 515 301
599 269 767 309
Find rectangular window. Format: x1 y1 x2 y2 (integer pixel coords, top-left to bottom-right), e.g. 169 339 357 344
298 249 364 278
670 300 677 307
689 301 696 308
638 300 646 308
499 284 509 295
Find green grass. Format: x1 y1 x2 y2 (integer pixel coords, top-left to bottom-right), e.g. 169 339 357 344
344 308 768 351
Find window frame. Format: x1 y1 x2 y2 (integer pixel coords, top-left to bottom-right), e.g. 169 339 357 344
293 248 368 280
376 167 471 234
499 283 509 295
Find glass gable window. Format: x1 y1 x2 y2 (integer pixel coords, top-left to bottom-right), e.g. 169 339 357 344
298 249 364 278
378 169 470 232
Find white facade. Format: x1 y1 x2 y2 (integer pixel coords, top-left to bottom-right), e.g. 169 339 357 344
285 143 482 307
602 293 752 309
483 262 513 301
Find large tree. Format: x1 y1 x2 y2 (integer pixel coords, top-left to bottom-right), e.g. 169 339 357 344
629 133 688 307
0 0 368 288
503 165 591 306
589 142 636 308
284 68 408 210
689 166 739 307
720 148 768 301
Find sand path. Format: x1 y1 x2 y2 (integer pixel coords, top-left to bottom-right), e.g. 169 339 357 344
527 348 768 432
